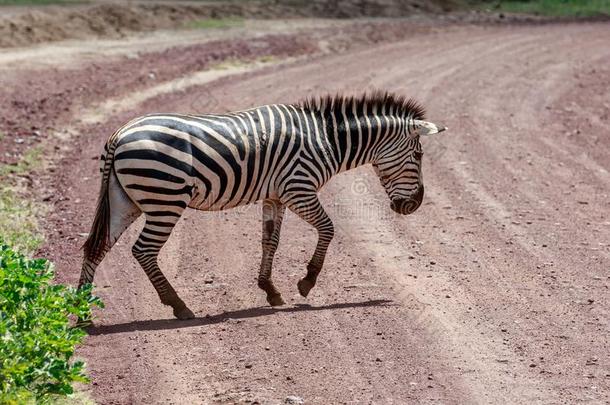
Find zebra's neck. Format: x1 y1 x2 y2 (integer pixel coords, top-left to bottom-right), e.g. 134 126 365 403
317 107 398 173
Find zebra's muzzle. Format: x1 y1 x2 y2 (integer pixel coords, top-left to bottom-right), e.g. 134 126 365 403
390 185 424 215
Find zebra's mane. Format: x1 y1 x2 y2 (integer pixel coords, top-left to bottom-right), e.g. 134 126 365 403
298 90 426 120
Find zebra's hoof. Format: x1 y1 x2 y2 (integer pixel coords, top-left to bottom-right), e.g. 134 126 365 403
267 293 285 306
297 278 315 297
174 306 195 320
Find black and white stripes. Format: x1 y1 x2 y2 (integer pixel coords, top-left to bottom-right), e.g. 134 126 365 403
79 91 446 320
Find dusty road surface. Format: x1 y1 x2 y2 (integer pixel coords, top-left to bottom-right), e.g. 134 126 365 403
4 20 608 404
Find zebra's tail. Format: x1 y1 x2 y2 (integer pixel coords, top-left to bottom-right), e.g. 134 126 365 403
82 133 120 262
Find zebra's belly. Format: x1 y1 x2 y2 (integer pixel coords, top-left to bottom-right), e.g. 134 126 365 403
188 197 256 212
187 182 279 212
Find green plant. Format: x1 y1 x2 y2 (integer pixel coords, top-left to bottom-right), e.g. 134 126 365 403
0 243 102 404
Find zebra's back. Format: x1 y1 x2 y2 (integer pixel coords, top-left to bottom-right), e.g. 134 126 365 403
112 107 304 213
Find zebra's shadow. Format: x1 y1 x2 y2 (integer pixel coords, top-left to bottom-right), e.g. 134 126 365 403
86 299 394 336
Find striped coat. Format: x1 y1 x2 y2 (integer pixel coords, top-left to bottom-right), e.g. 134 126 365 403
79 92 445 322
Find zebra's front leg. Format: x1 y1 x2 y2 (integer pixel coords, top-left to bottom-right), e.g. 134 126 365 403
285 194 334 298
258 199 286 306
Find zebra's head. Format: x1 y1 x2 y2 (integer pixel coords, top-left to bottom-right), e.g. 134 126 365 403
372 119 446 215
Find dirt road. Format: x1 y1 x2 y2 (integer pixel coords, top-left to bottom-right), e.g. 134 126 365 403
7 21 608 404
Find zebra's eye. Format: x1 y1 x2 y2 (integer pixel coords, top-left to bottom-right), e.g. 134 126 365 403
413 151 423 160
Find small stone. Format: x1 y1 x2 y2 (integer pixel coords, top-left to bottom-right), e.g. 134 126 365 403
429 261 436 265
586 358 598 366
285 396 304 404
245 364 253 369
375 357 382 362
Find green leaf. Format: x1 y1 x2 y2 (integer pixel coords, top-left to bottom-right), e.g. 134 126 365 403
0 241 103 400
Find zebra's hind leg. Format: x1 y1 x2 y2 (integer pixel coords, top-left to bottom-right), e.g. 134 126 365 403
80 170 142 287
132 214 194 320
258 199 286 306
79 170 141 325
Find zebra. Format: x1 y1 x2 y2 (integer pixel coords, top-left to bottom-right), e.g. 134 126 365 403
79 91 446 321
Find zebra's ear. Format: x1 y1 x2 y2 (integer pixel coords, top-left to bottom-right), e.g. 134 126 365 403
412 120 447 137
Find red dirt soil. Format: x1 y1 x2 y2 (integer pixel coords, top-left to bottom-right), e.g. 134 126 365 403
0 0 454 48
3 21 609 404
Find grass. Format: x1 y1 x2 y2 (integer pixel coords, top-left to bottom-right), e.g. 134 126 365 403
185 17 244 30
0 187 44 255
0 146 43 177
49 390 96 405
0 143 94 404
0 146 46 255
0 0 79 4
213 55 278 70
0 0 83 5
478 0 610 17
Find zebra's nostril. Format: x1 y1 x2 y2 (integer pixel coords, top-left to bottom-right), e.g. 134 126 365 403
390 200 399 213
414 184 424 204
